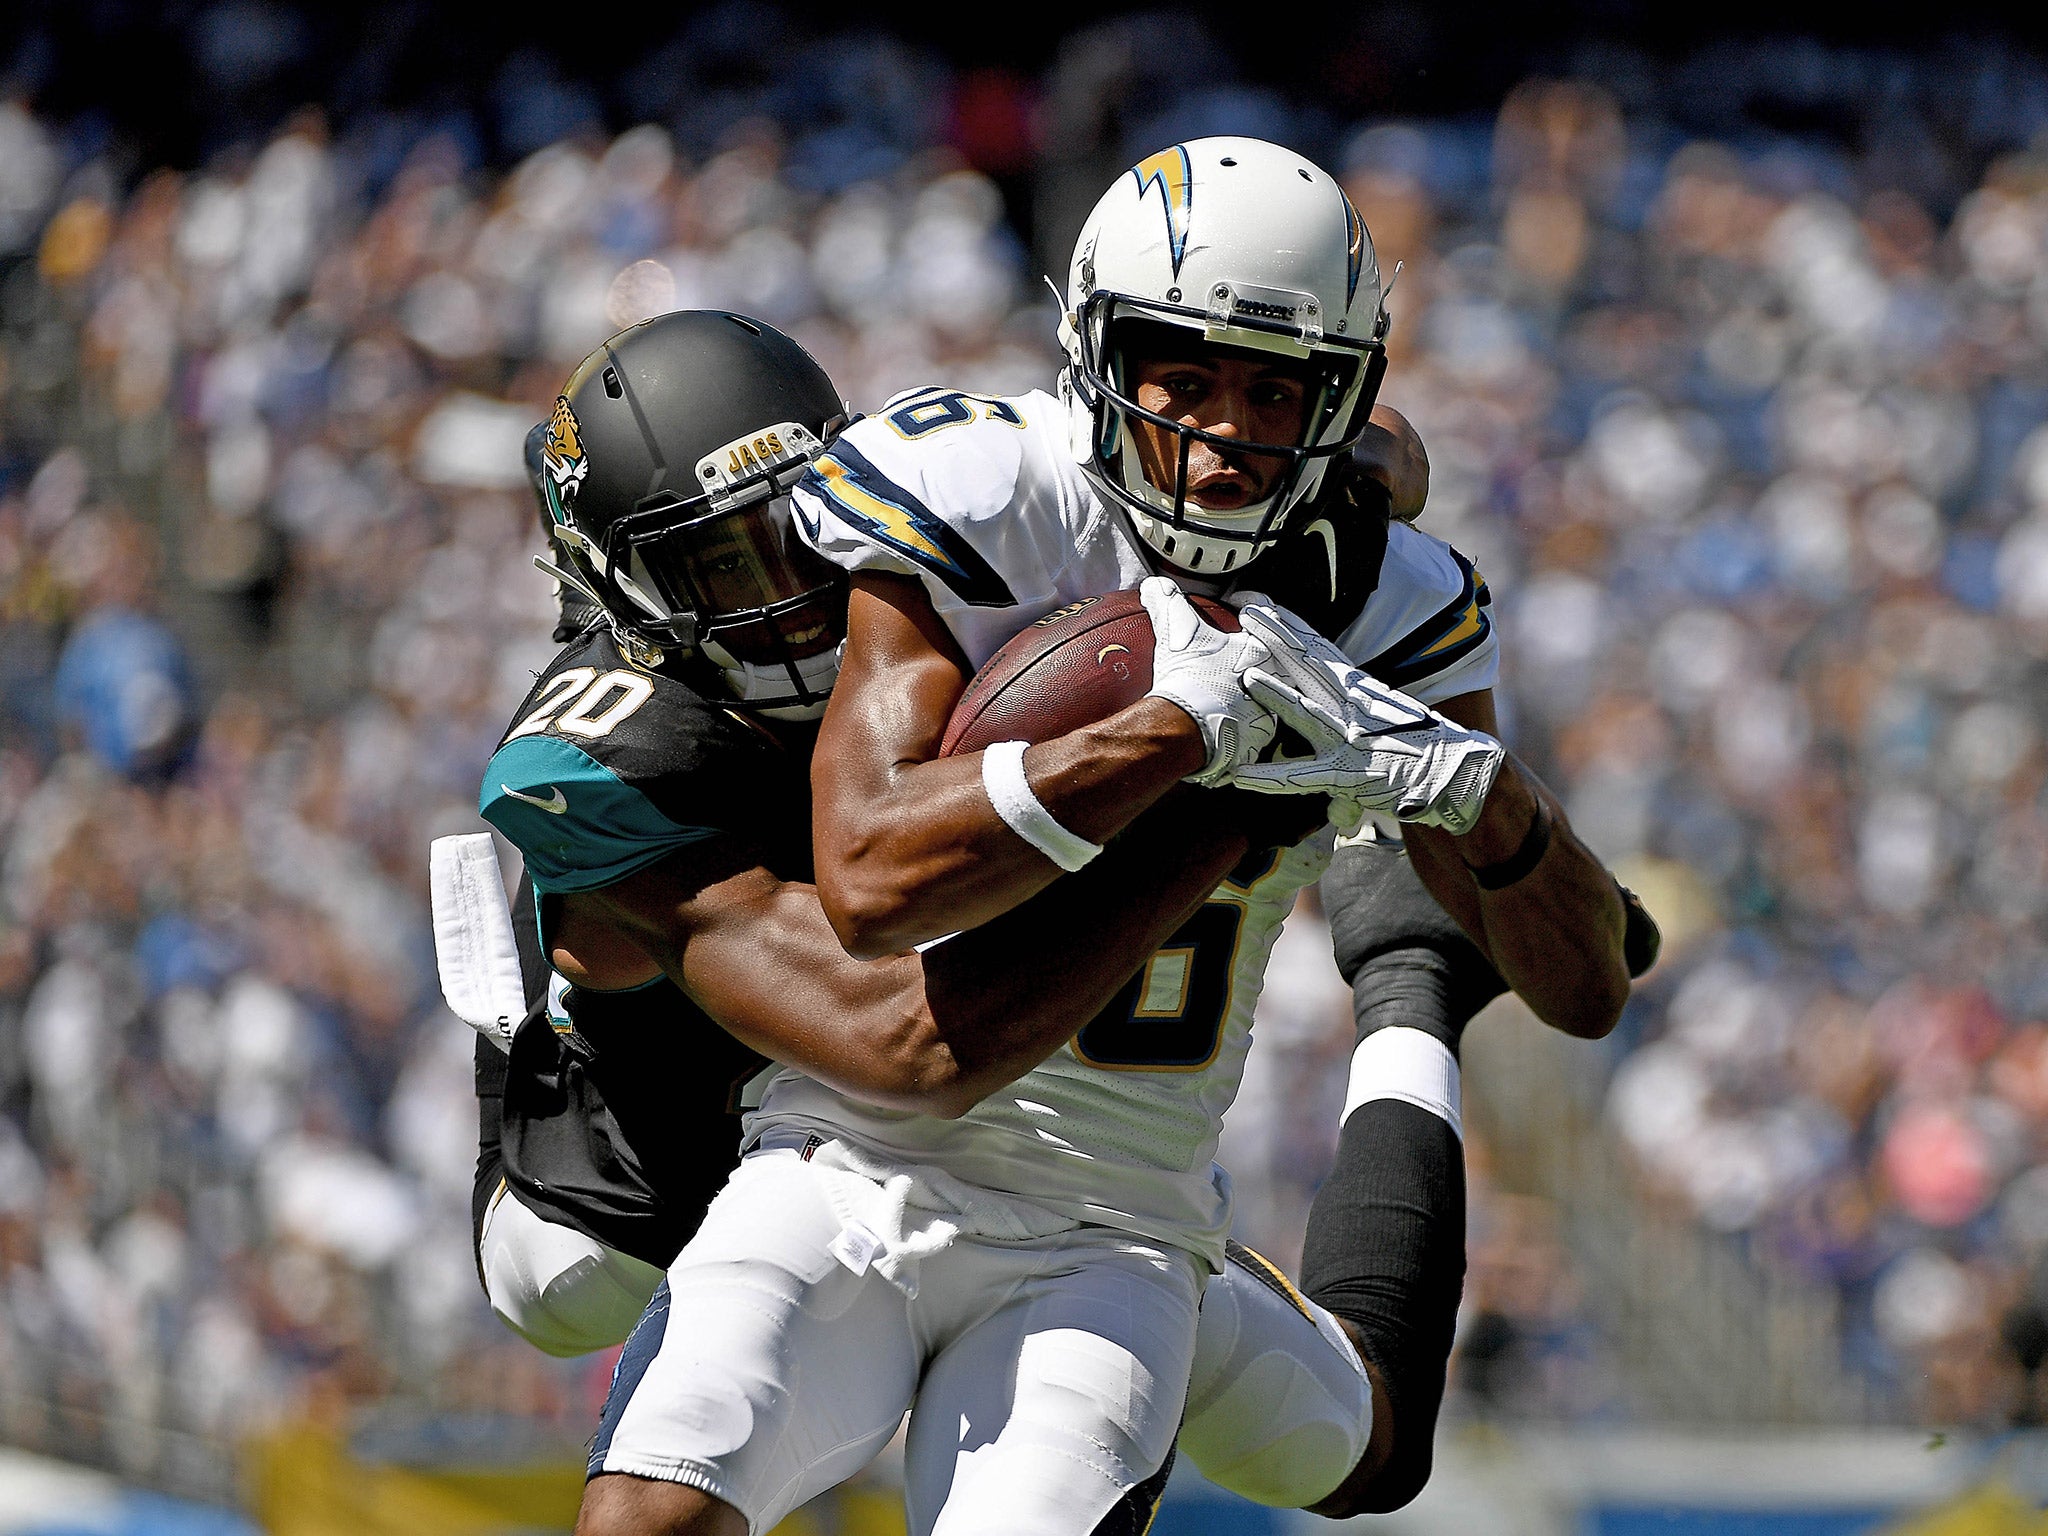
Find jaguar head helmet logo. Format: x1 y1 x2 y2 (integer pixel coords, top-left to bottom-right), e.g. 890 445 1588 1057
541 396 588 523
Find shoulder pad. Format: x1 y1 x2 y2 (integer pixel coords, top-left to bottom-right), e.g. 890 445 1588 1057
794 388 1066 609
482 733 721 894
484 633 797 893
1347 524 1497 700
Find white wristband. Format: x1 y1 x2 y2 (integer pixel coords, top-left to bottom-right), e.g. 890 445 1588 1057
981 740 1102 872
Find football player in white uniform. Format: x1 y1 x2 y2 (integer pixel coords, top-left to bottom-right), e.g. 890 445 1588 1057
791 138 1634 1514
578 140 1635 1536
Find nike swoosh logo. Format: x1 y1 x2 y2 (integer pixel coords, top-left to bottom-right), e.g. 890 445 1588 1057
501 784 567 814
1302 519 1340 604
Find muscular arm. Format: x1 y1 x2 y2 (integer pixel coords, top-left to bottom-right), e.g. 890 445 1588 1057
1398 690 1630 1039
810 571 1208 958
562 797 1248 1119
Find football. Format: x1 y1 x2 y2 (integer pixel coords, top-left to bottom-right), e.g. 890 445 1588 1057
939 589 1239 757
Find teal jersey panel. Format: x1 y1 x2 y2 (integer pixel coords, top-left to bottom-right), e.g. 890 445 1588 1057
482 734 721 894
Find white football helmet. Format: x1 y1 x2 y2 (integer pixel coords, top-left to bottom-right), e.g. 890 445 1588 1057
1060 136 1391 575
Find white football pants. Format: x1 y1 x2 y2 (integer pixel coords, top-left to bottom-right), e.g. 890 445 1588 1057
483 1173 1375 1514
477 1182 664 1358
587 1144 1200 1536
1181 1241 1372 1506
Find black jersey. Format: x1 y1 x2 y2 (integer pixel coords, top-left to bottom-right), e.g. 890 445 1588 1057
471 868 762 1272
473 626 811 1268
481 627 809 894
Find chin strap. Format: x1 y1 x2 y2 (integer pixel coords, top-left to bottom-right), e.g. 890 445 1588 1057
534 553 675 669
534 552 605 613
1376 261 1401 335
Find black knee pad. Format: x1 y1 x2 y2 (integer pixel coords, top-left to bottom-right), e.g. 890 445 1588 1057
1322 839 1505 1056
1299 1097 1465 1514
1091 1442 1176 1536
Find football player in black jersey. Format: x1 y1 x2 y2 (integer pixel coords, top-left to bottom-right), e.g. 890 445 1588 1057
456 312 1275 1365
462 426 1446 1363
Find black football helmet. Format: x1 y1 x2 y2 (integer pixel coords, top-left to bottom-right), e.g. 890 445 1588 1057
536 311 852 718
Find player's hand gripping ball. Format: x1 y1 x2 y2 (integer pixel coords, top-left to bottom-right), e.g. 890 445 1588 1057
938 588 1241 757
939 589 1328 852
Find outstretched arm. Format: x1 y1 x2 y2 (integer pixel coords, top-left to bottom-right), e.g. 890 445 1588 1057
570 792 1249 1118
1297 770 1650 1516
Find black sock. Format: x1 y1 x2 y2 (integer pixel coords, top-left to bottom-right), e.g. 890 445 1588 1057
1299 1096 1466 1513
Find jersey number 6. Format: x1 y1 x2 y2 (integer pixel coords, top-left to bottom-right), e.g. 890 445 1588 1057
884 390 1025 439
1072 901 1244 1072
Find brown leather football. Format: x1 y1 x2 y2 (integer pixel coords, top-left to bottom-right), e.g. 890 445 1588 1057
939 589 1238 757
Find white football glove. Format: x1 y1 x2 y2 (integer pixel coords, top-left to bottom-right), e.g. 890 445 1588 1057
1139 575 1277 788
1230 601 1505 835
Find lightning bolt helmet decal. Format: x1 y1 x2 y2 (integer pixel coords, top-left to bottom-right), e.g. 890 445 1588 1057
1340 186 1368 307
1130 145 1195 278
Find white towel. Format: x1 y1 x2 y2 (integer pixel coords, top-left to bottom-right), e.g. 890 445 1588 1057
429 833 527 1051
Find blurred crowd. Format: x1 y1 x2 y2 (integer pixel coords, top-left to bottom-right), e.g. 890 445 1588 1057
3 6 2048 1489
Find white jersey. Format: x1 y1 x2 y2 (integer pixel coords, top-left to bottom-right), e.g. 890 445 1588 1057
760 384 1500 1269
